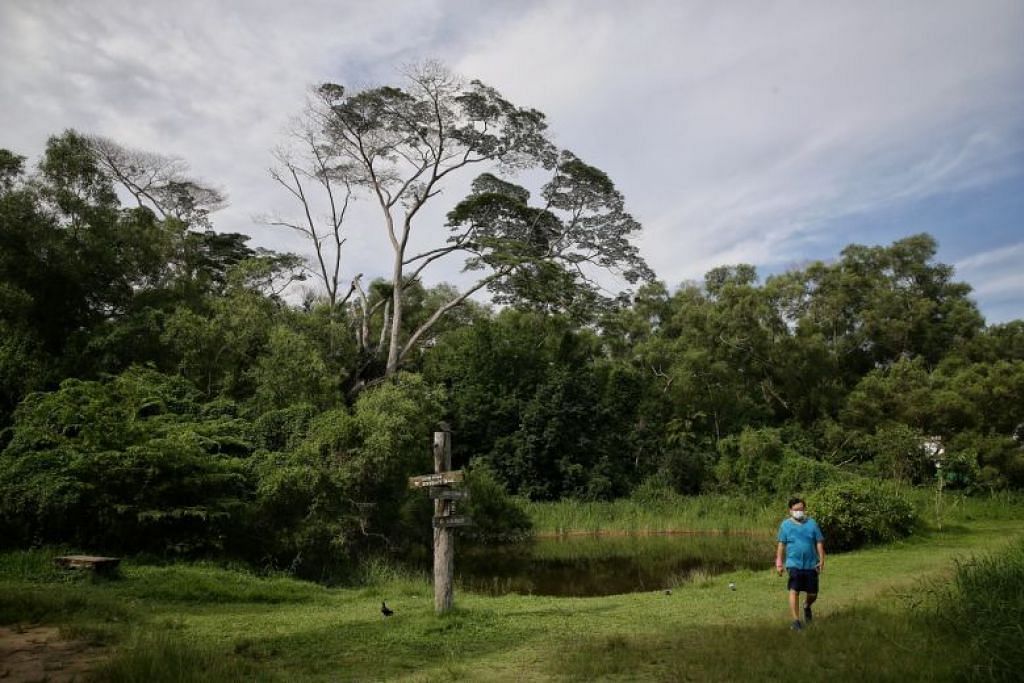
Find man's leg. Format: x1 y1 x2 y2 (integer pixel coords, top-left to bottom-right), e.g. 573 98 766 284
789 590 800 621
804 593 817 622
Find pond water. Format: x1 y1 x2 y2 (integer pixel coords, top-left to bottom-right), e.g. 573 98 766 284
455 532 773 597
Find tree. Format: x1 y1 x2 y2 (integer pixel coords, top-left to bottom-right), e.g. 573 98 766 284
423 309 647 499
296 62 650 377
262 106 356 310
2 134 169 354
0 367 252 553
781 234 983 375
87 135 227 229
443 162 652 319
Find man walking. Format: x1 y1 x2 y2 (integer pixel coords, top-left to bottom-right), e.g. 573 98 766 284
776 497 825 631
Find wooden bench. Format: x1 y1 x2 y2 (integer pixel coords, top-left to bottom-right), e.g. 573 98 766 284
54 555 121 577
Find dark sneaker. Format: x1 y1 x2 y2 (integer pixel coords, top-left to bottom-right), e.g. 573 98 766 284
804 606 813 623
791 620 803 631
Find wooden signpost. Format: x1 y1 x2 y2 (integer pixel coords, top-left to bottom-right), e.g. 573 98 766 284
408 429 472 614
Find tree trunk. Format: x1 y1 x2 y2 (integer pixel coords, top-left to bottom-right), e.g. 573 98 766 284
433 430 454 614
385 253 404 377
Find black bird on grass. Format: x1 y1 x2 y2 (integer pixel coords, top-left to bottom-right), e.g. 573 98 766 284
381 601 394 617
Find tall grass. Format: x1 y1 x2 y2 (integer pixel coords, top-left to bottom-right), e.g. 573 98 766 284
528 490 1024 536
932 537 1024 681
526 493 781 535
909 488 1024 528
0 546 78 582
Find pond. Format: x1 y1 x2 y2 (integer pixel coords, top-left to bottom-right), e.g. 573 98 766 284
455 532 774 597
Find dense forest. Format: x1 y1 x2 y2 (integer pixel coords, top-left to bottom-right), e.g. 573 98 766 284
1 71 1022 580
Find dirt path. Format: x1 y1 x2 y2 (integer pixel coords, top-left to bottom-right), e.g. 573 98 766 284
0 626 106 682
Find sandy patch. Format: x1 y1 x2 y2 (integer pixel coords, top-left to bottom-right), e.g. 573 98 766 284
0 625 106 682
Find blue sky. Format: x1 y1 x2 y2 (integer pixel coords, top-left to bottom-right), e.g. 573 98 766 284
1 0 1021 322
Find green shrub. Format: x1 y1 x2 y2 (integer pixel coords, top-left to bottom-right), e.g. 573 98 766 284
462 462 533 543
629 475 682 506
776 454 853 494
715 427 851 494
810 481 917 551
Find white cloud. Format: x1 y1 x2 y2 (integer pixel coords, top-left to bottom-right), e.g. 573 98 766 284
457 0 1024 283
1 0 1021 316
957 243 1024 308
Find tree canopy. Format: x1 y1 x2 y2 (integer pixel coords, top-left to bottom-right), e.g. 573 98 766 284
1 106 1021 577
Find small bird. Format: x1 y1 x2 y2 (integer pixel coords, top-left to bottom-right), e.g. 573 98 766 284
381 601 394 617
664 589 672 595
728 582 737 591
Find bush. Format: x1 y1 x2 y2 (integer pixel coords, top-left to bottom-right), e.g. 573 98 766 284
776 455 853 495
629 475 682 506
810 481 917 551
462 462 533 543
715 427 851 494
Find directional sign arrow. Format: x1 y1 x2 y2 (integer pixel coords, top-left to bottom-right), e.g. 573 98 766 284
432 515 474 529
409 470 465 489
429 488 470 501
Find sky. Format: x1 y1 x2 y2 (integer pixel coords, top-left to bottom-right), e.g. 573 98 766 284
1 0 1022 322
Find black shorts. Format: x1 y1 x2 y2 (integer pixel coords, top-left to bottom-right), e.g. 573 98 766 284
787 568 819 594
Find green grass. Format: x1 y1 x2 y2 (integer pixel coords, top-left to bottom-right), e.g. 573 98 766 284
92 631 272 683
3 493 1023 680
2 517 1024 681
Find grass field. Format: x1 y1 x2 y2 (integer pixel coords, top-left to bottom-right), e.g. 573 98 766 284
3 510 1024 681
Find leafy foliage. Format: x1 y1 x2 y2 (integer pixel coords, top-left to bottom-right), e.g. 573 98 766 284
811 481 917 551
248 374 444 577
1 124 1022 576
462 462 533 543
0 368 252 554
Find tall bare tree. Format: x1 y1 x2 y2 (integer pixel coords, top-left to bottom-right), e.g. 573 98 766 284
86 136 227 228
282 61 650 378
313 62 556 376
261 101 359 310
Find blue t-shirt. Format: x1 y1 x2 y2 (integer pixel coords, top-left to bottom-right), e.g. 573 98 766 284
777 518 824 570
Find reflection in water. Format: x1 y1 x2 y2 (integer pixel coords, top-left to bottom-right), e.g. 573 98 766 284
456 533 773 597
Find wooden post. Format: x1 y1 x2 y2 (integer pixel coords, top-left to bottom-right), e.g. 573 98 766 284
433 430 454 614
409 430 470 615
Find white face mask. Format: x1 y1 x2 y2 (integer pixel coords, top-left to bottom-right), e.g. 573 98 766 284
791 510 806 521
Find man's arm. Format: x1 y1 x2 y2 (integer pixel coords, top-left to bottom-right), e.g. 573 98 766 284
816 541 825 573
776 542 786 575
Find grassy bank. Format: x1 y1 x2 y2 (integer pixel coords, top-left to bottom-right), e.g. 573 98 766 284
525 489 1024 536
525 494 780 536
2 516 1024 681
